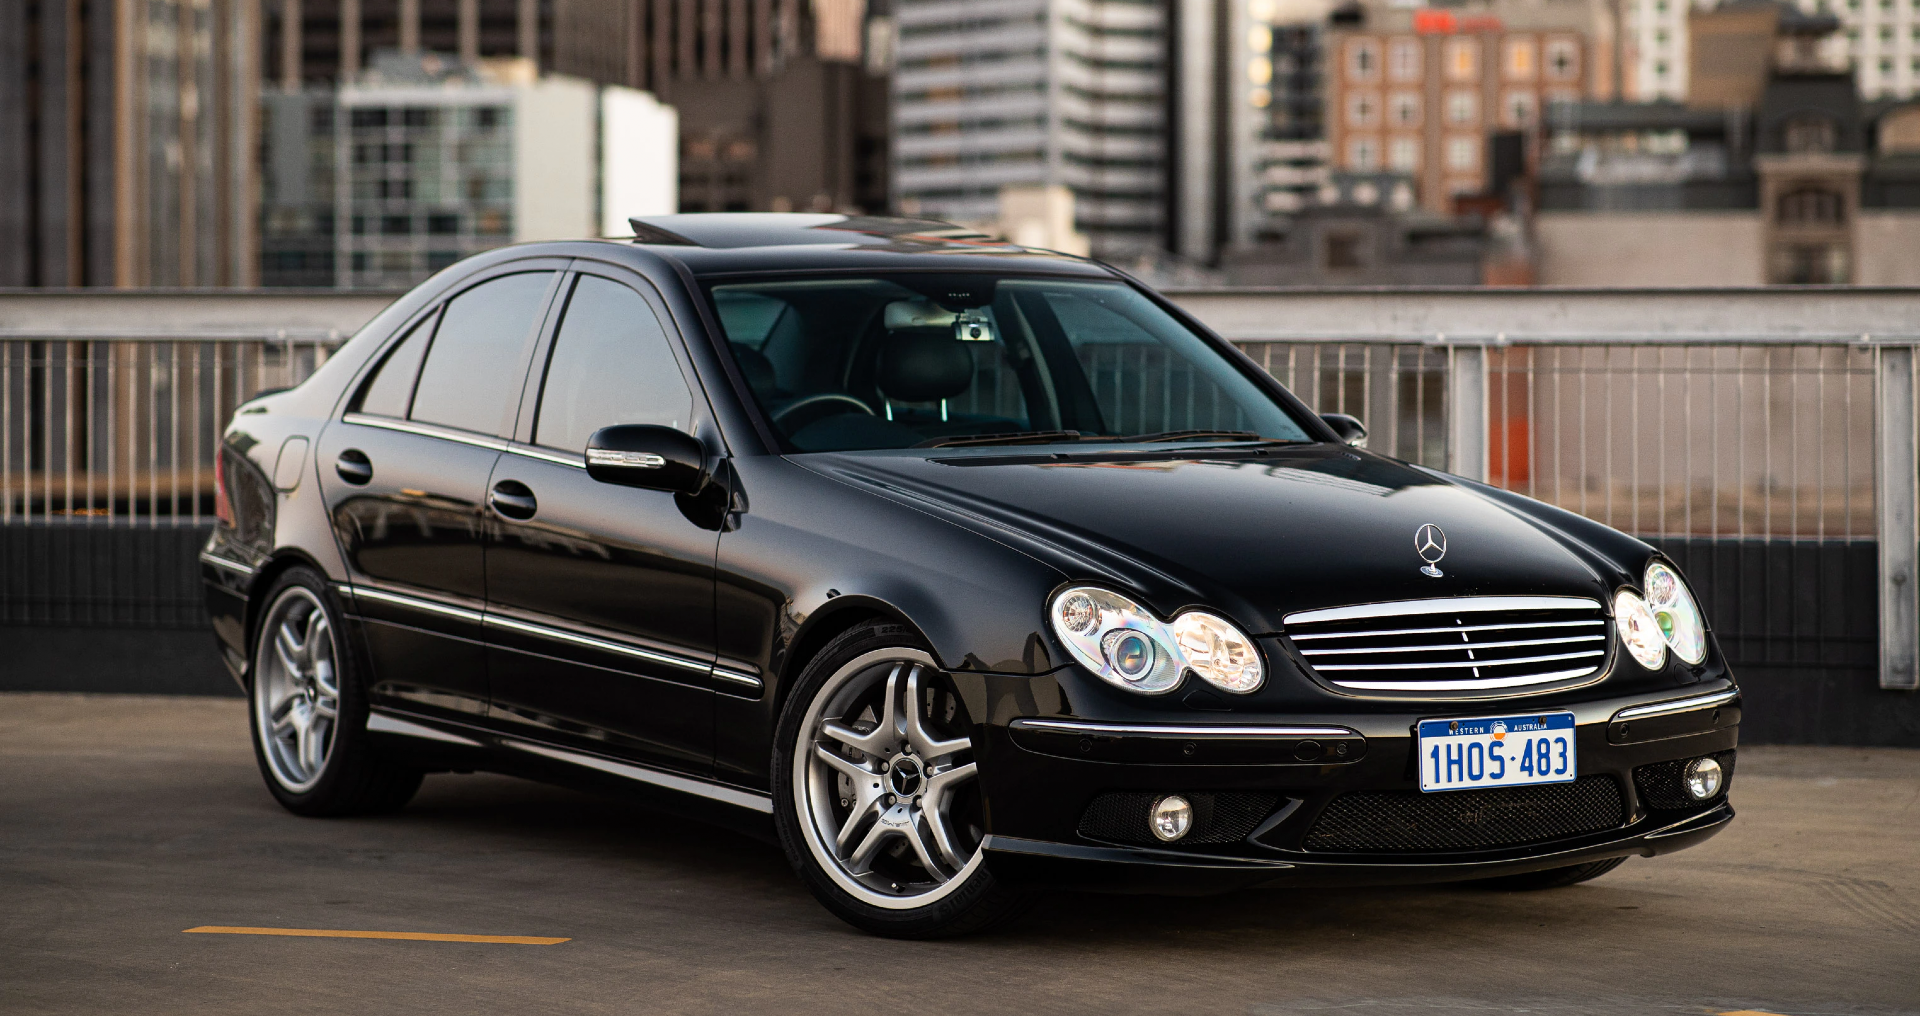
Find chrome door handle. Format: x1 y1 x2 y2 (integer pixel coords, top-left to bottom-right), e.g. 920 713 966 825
489 479 537 520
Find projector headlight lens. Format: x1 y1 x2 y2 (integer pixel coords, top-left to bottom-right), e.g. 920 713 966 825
1644 561 1708 665
1683 757 1724 800
1048 587 1264 695
1614 589 1669 672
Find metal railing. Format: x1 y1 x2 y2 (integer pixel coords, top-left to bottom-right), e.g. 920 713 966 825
0 287 1914 694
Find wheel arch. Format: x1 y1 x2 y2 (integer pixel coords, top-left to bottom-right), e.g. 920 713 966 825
771 595 927 718
240 548 343 689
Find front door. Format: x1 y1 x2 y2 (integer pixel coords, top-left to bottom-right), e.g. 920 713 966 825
482 270 721 773
319 267 560 721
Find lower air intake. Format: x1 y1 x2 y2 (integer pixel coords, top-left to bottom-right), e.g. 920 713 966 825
1634 750 1737 810
1303 777 1627 852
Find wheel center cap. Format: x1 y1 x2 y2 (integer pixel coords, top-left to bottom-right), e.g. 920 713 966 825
887 755 923 798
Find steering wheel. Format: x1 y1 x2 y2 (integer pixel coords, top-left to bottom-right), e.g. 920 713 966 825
772 393 876 433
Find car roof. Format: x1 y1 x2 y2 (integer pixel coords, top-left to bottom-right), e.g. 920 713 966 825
611 213 1119 278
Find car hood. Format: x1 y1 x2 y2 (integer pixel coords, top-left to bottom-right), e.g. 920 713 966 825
806 445 1624 634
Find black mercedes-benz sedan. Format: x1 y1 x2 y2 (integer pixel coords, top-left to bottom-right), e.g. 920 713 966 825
201 213 1738 938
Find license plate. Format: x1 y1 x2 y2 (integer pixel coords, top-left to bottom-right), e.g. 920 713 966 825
1417 712 1576 793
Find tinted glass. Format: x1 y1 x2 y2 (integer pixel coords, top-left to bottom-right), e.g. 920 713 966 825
535 275 695 453
410 271 555 434
704 276 1311 452
354 310 437 417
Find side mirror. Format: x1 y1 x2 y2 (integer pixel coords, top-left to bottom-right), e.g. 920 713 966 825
585 424 709 494
1320 413 1368 448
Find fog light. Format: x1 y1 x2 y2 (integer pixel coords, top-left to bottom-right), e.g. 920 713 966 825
1149 794 1193 842
1683 757 1724 800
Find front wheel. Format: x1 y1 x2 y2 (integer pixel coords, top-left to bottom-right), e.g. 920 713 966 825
771 625 1032 938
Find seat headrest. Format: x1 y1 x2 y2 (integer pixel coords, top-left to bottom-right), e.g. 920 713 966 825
878 333 974 404
730 344 779 398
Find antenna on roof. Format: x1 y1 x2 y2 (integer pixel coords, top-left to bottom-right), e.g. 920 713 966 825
627 218 700 246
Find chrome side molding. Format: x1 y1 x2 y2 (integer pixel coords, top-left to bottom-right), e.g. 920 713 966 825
1009 718 1359 739
505 740 774 814
199 551 257 578
368 711 483 746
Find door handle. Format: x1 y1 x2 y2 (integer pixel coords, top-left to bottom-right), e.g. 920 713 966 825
489 479 538 520
336 448 373 485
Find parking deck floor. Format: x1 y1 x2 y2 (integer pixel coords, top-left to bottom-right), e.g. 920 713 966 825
1 692 1915 1015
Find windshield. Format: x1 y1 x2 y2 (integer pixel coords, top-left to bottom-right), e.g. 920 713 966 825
705 275 1313 452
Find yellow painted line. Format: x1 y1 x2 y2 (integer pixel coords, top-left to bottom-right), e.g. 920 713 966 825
183 926 569 945
1719 1011 1791 1015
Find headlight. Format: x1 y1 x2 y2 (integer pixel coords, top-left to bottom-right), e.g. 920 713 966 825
1644 561 1707 665
1049 587 1265 695
1613 590 1668 671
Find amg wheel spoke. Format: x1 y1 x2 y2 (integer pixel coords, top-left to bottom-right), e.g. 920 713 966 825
303 610 326 666
903 666 968 760
311 660 339 699
902 816 948 882
813 743 874 783
834 796 881 854
274 623 304 679
844 819 893 874
924 806 968 872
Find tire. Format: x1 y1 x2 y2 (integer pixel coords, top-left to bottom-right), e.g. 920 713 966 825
248 566 423 817
1475 856 1628 891
771 623 1034 938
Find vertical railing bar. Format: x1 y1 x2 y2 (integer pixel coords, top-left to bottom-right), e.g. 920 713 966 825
171 343 181 527
148 342 158 531
2 341 11 524
1525 347 1538 501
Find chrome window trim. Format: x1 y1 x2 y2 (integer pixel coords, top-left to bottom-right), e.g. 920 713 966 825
504 739 774 814
340 412 511 453
350 585 486 624
1289 619 1605 641
481 613 712 674
1332 665 1600 691
198 551 257 578
1612 688 1740 722
1009 718 1359 739
1299 633 1605 656
1312 648 1604 671
507 444 585 469
1284 595 1604 626
367 711 483 747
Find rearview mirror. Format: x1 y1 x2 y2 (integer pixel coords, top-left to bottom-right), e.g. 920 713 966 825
586 425 709 494
1320 413 1368 448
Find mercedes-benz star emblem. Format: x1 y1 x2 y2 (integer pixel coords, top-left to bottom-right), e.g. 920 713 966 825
1415 523 1447 578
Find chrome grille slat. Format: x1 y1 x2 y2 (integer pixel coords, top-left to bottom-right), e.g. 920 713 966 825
1282 596 1611 694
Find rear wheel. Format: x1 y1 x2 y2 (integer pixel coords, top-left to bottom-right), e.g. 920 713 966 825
772 624 1033 938
1475 856 1628 890
249 567 422 817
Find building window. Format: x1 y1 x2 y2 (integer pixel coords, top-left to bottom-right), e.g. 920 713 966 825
1504 38 1538 80
1349 39 1380 81
1655 60 1670 78
1447 89 1478 124
1446 38 1480 81
1504 90 1536 127
1325 232 1364 269
1389 38 1422 81
1446 135 1478 171
1777 187 1847 225
1390 91 1422 126
1348 92 1380 127
1348 137 1380 170
1389 136 1421 171
1769 244 1851 284
1784 115 1837 152
1546 39 1579 79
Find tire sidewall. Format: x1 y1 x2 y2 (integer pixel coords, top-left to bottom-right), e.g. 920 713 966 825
770 624 1020 937
247 565 374 813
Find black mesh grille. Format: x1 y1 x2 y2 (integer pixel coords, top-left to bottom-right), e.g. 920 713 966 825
1302 777 1626 853
1077 792 1280 847
1634 750 1736 810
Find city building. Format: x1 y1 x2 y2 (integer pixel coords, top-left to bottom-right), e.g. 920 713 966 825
262 53 676 289
1220 170 1490 282
264 0 890 224
891 0 1168 259
1325 0 1597 214
1535 0 1920 283
1628 0 1920 102
0 0 261 287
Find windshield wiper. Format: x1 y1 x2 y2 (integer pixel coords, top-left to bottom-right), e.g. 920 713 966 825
1091 429 1277 444
914 430 1085 449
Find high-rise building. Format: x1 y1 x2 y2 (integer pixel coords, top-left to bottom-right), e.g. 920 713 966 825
891 0 1169 259
0 0 261 287
1626 0 1918 102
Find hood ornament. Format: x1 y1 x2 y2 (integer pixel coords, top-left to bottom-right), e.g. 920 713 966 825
1415 523 1447 578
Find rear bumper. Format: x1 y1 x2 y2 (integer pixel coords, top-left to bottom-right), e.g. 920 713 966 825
983 801 1732 894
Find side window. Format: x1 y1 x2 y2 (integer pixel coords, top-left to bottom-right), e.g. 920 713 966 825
352 310 438 418
534 274 695 453
409 271 556 435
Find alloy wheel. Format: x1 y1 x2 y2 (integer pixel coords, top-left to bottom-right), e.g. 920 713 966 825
793 648 983 909
252 585 341 792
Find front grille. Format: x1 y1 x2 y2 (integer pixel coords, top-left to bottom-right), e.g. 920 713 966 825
1284 595 1611 693
1302 777 1626 852
1077 792 1280 848
1634 750 1737 810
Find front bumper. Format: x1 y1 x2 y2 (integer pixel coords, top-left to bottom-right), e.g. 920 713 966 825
971 678 1740 894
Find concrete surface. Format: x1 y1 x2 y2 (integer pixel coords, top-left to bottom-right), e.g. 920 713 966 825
1 693 1915 1016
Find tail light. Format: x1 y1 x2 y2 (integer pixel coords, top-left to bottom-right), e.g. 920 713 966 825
214 448 234 527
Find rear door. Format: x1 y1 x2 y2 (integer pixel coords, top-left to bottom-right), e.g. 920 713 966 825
480 268 723 772
318 265 562 721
